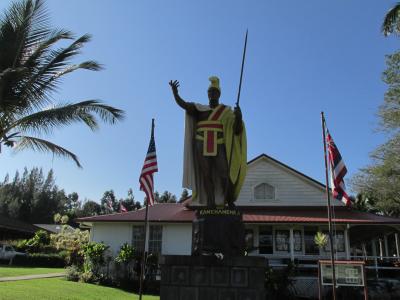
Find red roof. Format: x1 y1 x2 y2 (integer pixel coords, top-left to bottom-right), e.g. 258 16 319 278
76 203 400 225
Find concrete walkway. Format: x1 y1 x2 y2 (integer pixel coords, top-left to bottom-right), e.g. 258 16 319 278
0 272 65 282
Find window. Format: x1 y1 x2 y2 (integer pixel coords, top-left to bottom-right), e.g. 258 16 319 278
259 226 273 254
275 229 290 252
387 233 398 257
323 230 345 253
132 225 145 254
254 183 275 200
304 226 319 255
148 225 162 255
132 225 163 255
293 230 303 252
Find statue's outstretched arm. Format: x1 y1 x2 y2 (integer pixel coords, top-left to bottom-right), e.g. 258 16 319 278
169 80 196 114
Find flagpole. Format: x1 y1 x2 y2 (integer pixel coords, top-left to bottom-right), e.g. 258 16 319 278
321 112 337 300
139 119 154 300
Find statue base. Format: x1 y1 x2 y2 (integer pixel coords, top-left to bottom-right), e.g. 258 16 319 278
159 255 266 300
192 208 245 256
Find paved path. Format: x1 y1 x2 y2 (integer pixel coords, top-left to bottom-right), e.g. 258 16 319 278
0 272 65 282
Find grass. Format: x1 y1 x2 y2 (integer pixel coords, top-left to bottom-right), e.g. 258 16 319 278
0 277 160 300
0 266 65 277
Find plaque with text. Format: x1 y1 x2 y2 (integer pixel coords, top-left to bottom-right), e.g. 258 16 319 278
319 260 365 287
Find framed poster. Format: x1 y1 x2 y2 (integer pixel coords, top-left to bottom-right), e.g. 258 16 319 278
319 260 365 287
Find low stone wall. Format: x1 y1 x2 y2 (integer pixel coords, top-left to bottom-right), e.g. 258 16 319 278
159 255 265 300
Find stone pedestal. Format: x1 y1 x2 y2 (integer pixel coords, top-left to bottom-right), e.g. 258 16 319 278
159 255 266 300
192 208 245 256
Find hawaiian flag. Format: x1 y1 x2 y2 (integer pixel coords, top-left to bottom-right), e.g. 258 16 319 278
139 120 158 206
120 202 128 213
326 130 351 206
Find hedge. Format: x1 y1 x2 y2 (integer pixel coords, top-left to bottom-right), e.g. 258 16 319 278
12 253 65 267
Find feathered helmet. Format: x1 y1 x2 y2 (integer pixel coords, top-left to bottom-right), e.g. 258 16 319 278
208 76 221 92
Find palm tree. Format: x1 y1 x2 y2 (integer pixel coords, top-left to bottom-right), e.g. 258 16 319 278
0 0 124 167
314 232 328 249
382 3 400 36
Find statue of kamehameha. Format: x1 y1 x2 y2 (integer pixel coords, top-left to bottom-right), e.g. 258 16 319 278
169 76 247 207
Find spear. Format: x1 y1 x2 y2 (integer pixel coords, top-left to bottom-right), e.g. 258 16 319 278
227 30 248 200
236 29 248 107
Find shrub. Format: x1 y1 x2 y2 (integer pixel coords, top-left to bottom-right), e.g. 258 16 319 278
79 270 96 283
80 242 109 277
15 230 52 253
50 227 89 266
81 242 109 267
79 270 106 284
66 265 81 282
265 262 296 300
12 253 65 267
115 243 135 280
115 243 135 264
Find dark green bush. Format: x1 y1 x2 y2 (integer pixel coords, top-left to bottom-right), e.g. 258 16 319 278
12 253 65 267
14 231 56 254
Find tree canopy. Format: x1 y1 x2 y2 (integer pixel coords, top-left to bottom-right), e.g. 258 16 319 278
351 52 400 216
0 168 143 223
382 3 400 36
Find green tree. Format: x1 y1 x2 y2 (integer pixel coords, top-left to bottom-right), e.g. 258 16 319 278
51 226 89 265
351 52 400 216
382 3 400 36
0 167 72 223
79 200 101 217
0 0 124 167
100 190 118 213
159 190 177 203
179 188 189 202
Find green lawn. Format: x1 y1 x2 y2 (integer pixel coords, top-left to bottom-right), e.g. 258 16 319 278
0 277 159 300
0 266 65 277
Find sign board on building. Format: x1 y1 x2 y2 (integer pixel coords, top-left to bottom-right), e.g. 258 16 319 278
319 260 365 287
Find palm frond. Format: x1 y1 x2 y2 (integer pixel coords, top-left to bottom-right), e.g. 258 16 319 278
382 3 400 36
14 135 81 167
8 100 124 135
16 34 99 111
1 0 50 68
23 29 74 69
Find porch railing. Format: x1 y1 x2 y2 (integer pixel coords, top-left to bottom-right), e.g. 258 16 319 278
257 254 400 277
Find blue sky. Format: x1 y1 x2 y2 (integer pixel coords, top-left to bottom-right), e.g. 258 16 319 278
0 0 398 203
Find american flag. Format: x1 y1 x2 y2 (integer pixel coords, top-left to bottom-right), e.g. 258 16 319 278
106 200 113 211
139 121 158 206
326 130 351 206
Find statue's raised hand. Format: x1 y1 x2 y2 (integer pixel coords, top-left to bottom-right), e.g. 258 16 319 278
169 80 180 95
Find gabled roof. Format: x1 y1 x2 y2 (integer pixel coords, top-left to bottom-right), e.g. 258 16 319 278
77 203 194 223
34 224 75 234
247 153 325 189
0 215 39 234
76 203 400 225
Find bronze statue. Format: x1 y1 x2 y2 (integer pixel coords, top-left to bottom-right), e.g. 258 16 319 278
169 76 247 208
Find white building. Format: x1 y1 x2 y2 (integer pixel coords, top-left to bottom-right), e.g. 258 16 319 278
77 153 400 275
